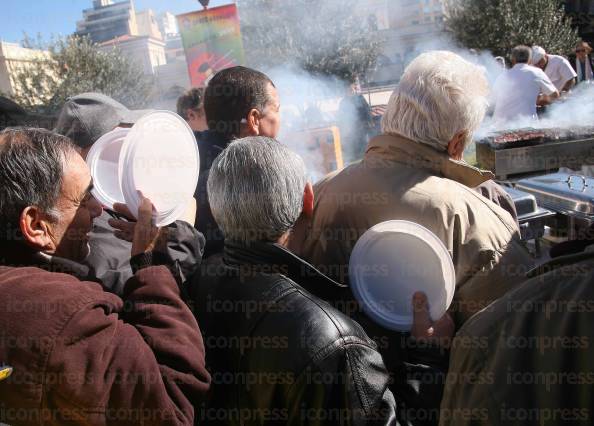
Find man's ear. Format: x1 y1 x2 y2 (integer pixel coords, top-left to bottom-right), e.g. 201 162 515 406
302 182 314 217
244 108 261 136
447 131 467 161
187 109 197 121
19 206 55 251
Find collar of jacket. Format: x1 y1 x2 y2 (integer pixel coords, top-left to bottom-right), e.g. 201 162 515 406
0 243 93 281
222 240 349 299
195 129 230 149
365 133 495 188
195 130 232 170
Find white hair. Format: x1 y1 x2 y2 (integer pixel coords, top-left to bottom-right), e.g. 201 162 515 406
381 51 489 151
531 46 546 65
207 137 307 243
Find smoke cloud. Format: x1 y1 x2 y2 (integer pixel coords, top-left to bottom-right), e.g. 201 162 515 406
478 82 594 137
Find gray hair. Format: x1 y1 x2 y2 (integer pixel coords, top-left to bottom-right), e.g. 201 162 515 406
381 51 489 151
207 137 307 243
0 128 76 240
511 45 532 64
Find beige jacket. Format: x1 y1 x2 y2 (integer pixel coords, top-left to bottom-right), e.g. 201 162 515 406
289 134 533 324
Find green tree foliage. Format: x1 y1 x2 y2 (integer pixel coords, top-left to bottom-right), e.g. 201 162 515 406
10 35 154 114
445 0 579 58
237 0 383 82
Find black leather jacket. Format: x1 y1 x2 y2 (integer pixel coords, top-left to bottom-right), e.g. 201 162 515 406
190 241 399 425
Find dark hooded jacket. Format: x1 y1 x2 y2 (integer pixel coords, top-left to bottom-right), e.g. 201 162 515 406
84 210 203 295
440 246 594 425
193 130 232 258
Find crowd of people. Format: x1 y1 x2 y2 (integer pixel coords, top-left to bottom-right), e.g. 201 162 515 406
492 42 593 124
0 48 594 425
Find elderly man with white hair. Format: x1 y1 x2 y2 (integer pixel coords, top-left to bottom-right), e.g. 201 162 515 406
290 51 533 325
531 45 577 92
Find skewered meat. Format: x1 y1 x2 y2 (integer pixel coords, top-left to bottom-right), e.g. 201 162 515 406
476 126 594 150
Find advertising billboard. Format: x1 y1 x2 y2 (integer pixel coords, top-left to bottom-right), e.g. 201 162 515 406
177 4 245 87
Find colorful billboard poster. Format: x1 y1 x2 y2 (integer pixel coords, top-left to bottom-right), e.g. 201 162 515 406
177 4 246 87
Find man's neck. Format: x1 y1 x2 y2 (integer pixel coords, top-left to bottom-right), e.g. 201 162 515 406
276 232 290 248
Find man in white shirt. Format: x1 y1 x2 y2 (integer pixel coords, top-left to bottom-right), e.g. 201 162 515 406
531 45 577 92
492 45 559 123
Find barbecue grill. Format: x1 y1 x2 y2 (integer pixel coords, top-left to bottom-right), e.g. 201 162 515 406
476 126 594 179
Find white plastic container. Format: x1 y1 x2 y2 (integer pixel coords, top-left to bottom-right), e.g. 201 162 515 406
349 220 456 332
86 128 129 209
86 111 200 226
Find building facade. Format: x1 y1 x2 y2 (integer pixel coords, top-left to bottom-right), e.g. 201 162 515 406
136 9 163 40
158 12 180 40
78 0 190 103
98 35 166 75
0 42 49 98
385 0 446 63
76 0 138 44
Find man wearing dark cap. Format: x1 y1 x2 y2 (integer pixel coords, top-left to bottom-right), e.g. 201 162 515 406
55 92 203 294
54 92 148 158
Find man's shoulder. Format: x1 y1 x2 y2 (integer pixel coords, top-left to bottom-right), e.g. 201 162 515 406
313 161 366 196
407 174 471 206
0 265 111 304
460 250 594 338
270 274 375 354
525 65 548 79
0 266 119 340
550 54 572 66
413 176 517 228
198 263 371 348
549 55 577 76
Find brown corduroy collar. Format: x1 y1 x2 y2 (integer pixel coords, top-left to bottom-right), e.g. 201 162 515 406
365 133 494 188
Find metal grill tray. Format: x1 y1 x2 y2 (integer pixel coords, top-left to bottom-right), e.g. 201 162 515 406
504 186 538 217
515 173 594 218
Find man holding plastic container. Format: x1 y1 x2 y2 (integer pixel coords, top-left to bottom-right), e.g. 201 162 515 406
0 127 210 425
54 92 203 294
190 136 453 425
290 51 533 326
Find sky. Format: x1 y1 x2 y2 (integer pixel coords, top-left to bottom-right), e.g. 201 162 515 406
1 0 230 44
